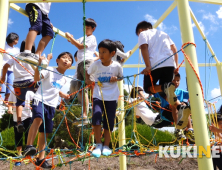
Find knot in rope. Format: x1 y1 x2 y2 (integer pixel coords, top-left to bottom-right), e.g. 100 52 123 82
97 81 103 87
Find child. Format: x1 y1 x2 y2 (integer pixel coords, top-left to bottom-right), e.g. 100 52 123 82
17 2 53 68
209 115 222 170
23 52 73 168
154 73 194 142
113 41 131 65
8 90 34 166
65 18 97 121
136 21 188 125
1 33 20 102
130 86 193 143
0 41 40 133
87 39 123 158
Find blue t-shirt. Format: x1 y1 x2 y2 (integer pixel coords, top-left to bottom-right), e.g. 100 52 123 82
153 88 189 113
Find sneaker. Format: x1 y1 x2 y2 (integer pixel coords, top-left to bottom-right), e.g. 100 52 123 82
35 158 52 169
23 145 37 157
92 143 103 158
77 116 90 127
185 129 195 142
15 162 21 166
176 105 191 129
17 52 48 68
16 122 25 133
163 82 177 105
102 146 112 156
17 52 39 65
175 129 186 142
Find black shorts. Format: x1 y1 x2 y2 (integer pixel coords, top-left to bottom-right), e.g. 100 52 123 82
143 67 175 94
13 118 32 147
152 109 174 128
26 3 54 38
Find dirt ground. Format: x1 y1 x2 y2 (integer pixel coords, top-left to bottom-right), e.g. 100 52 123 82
0 154 198 170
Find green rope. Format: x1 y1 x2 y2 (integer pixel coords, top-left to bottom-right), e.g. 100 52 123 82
50 28 59 53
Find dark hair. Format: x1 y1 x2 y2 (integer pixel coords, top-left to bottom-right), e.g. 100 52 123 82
130 87 143 98
175 73 181 78
114 41 125 62
57 52 73 65
98 39 116 53
85 18 97 29
218 105 222 115
6 32 19 44
135 21 153 35
74 51 78 58
20 40 36 53
217 114 222 122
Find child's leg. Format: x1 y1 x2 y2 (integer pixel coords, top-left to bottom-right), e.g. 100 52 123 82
16 105 23 123
27 118 43 145
36 13 54 56
16 146 22 156
104 129 111 146
187 115 193 129
25 30 38 51
35 35 52 57
92 98 104 157
38 132 49 160
94 125 102 144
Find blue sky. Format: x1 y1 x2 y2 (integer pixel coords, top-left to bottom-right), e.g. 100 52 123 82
5 1 222 110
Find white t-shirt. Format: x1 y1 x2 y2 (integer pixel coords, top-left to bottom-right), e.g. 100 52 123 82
7 58 34 82
138 29 176 70
34 67 67 108
129 98 157 126
112 48 130 63
77 35 97 64
3 44 20 71
27 3 51 15
88 61 123 101
9 90 34 122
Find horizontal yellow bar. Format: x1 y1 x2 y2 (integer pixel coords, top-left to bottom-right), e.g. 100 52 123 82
64 63 217 69
9 0 172 3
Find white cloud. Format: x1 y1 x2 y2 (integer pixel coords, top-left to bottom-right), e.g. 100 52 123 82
216 7 222 19
191 21 206 35
198 10 205 13
144 14 177 33
203 13 218 25
211 87 221 98
8 18 13 26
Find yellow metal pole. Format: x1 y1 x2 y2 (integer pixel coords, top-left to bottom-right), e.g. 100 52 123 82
189 8 219 64
0 0 10 76
118 80 126 170
177 0 213 170
216 63 222 97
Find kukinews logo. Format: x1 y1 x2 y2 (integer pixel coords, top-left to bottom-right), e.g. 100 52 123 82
159 145 221 158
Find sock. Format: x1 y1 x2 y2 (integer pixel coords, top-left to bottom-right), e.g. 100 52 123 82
188 128 193 131
92 143 103 158
24 50 31 53
102 145 112 156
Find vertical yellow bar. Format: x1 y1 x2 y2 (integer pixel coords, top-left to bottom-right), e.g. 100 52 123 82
216 63 222 97
0 0 9 76
118 80 126 170
177 0 213 169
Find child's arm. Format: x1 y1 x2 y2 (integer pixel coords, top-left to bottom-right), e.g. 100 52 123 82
34 56 46 81
47 53 53 64
7 102 13 114
140 44 151 75
170 44 179 74
209 124 222 133
59 91 70 100
93 51 99 61
65 32 87 50
1 64 10 83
